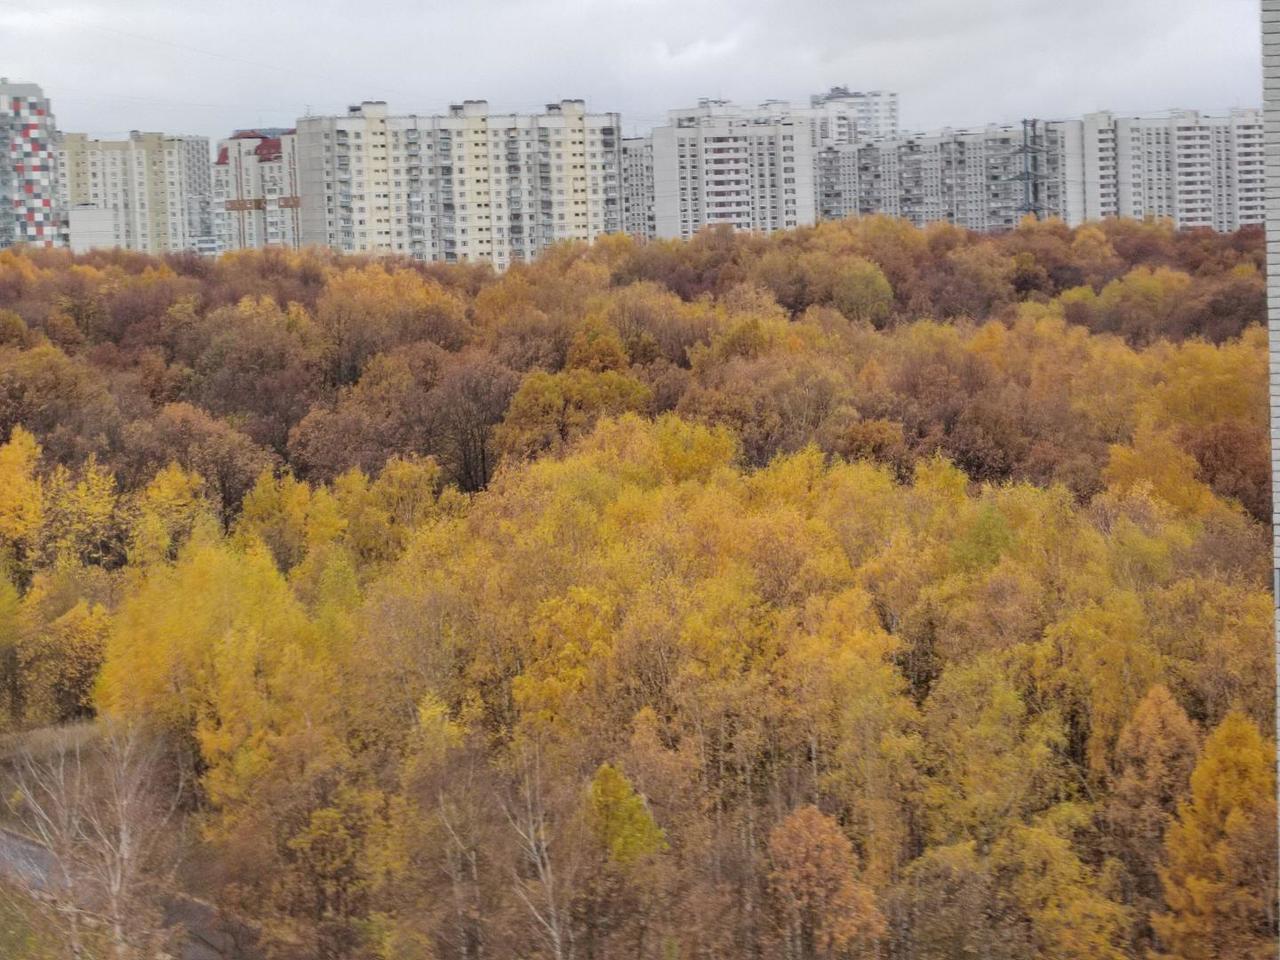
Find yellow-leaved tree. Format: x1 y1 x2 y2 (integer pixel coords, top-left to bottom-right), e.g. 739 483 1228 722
0 426 43 584
1152 711 1277 960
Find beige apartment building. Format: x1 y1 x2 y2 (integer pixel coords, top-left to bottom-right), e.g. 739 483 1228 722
295 99 622 268
57 131 213 254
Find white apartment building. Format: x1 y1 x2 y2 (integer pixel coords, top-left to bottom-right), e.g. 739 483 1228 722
621 135 654 240
57 131 214 254
651 100 816 240
1056 111 1119 224
1062 109 1264 231
212 129 301 251
807 87 899 143
295 99 622 268
1 79 64 248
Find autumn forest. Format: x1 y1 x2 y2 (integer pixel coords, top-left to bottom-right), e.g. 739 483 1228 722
0 216 1274 959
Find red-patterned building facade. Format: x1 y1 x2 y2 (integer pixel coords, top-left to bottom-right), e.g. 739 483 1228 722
1 79 65 248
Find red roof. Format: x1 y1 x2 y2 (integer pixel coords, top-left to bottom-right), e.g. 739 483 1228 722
230 128 295 140
220 129 293 163
254 138 282 162
215 146 229 165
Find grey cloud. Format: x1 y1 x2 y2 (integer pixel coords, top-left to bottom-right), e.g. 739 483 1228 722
0 0 1261 140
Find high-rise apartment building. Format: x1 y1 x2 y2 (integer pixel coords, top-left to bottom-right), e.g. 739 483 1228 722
643 91 899 241
57 131 214 254
817 121 1070 232
651 99 816 240
807 87 899 143
813 110 1262 233
295 99 622 268
212 129 301 251
1 79 64 249
1061 109 1264 231
621 135 655 240
1055 111 1120 224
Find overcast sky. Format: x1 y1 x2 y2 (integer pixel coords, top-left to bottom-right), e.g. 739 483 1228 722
0 0 1263 141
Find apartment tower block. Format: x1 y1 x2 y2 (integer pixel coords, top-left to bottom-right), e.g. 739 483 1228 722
1 79 63 248
295 99 622 268
57 131 214 254
212 129 302 251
